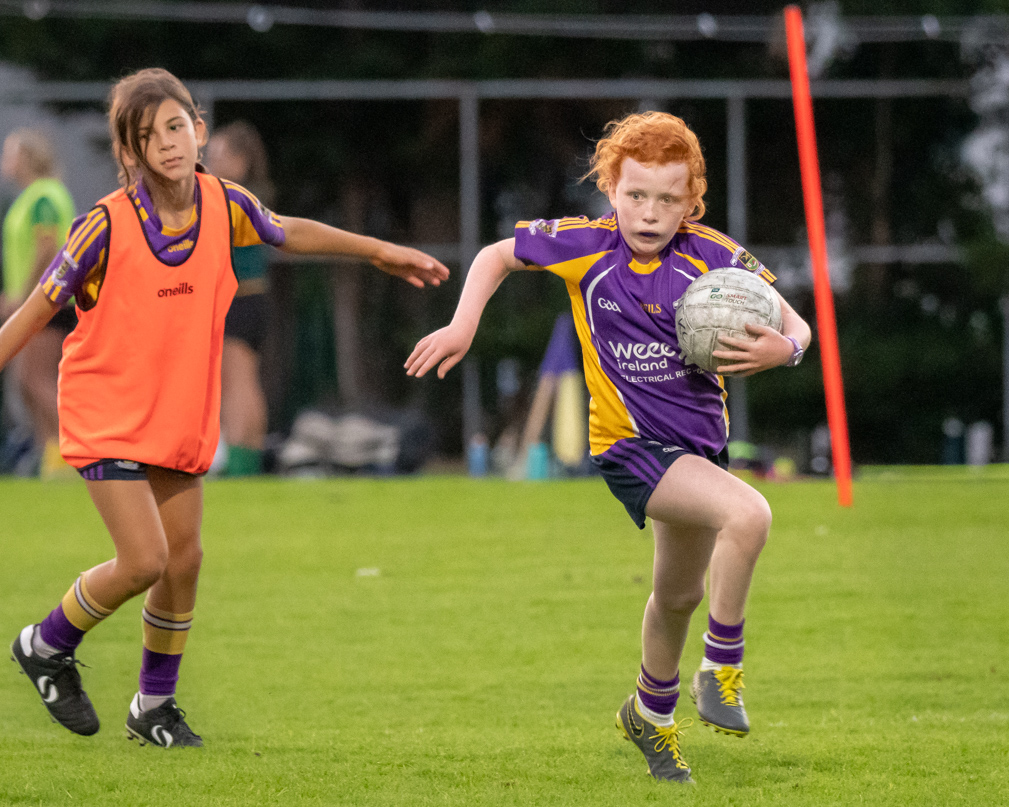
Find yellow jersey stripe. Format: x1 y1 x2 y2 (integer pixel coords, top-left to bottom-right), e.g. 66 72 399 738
556 219 617 232
229 200 265 248
516 217 618 234
718 375 729 439
222 180 263 209
565 279 636 454
527 249 611 284
681 221 739 252
65 209 106 257
674 251 709 274
73 220 110 265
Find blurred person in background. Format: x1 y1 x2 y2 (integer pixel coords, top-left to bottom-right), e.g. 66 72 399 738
205 121 274 476
0 128 77 479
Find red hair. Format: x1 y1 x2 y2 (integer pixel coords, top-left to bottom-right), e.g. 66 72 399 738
585 111 707 221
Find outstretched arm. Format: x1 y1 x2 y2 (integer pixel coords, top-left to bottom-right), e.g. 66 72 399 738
712 289 812 377
0 285 60 371
276 216 450 289
405 238 523 379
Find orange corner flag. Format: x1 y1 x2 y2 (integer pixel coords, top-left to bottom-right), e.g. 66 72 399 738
785 5 854 507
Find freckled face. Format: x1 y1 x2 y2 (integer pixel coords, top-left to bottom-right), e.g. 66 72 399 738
607 157 695 263
133 99 207 183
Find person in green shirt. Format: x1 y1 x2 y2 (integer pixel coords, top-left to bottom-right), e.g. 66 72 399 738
1 128 77 478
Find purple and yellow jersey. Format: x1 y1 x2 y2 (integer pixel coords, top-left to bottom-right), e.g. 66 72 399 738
39 171 284 310
514 213 776 457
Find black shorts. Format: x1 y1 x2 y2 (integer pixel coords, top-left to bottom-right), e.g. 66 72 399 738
77 458 149 481
48 306 77 333
591 438 729 529
224 292 268 354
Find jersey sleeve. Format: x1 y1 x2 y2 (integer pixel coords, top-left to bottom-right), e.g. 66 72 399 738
513 215 618 282
222 180 285 249
677 222 776 284
39 206 110 309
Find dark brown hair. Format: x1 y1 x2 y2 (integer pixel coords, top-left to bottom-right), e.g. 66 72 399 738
107 68 203 187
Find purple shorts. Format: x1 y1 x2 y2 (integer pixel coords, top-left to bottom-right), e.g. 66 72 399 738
591 438 729 529
77 458 149 482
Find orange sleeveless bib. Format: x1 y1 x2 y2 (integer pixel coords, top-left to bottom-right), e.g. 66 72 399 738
58 173 238 473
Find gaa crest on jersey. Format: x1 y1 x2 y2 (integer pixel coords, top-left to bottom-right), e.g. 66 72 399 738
528 218 558 238
51 251 78 287
729 246 764 274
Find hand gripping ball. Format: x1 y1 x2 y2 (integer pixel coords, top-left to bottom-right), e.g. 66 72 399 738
674 267 782 374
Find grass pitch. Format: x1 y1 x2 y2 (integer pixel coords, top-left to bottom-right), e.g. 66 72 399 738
1 469 1007 805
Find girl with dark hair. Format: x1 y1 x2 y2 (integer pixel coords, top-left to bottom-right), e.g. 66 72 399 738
2 68 448 748
206 120 275 476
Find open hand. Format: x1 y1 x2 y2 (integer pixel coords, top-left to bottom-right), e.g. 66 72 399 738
405 323 475 379
371 244 450 288
712 322 794 377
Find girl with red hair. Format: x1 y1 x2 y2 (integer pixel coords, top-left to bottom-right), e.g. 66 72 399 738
407 111 810 784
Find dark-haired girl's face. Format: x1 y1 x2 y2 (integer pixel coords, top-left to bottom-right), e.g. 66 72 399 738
128 99 206 184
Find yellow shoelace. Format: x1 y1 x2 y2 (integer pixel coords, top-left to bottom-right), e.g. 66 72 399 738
714 666 745 706
649 717 692 767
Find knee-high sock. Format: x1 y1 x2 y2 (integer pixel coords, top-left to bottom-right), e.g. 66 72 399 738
703 615 745 666
139 599 193 697
636 665 680 718
38 574 115 654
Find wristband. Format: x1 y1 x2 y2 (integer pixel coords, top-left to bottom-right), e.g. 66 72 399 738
785 336 804 367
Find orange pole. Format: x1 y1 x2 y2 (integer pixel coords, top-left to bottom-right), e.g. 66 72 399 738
784 5 853 506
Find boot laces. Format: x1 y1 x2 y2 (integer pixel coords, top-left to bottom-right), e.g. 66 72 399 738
714 666 745 706
51 655 88 694
649 717 692 768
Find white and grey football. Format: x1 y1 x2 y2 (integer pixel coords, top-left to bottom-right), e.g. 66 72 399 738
674 267 782 374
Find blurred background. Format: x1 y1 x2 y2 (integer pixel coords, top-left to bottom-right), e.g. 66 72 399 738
2 0 1008 477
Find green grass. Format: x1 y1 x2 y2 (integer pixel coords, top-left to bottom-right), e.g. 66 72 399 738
1 472 1007 805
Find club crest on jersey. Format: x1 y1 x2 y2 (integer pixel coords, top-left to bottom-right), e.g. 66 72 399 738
52 251 78 285
730 246 764 273
527 218 558 237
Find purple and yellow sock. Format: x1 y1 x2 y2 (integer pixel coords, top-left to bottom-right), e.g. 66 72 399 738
139 599 193 698
38 574 115 654
636 665 680 717
703 615 745 666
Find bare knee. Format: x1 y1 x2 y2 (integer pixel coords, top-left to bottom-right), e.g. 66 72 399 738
726 492 772 556
120 547 169 593
166 536 203 584
651 582 706 618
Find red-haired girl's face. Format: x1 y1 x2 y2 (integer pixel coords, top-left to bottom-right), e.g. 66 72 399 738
125 99 206 184
607 157 693 263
